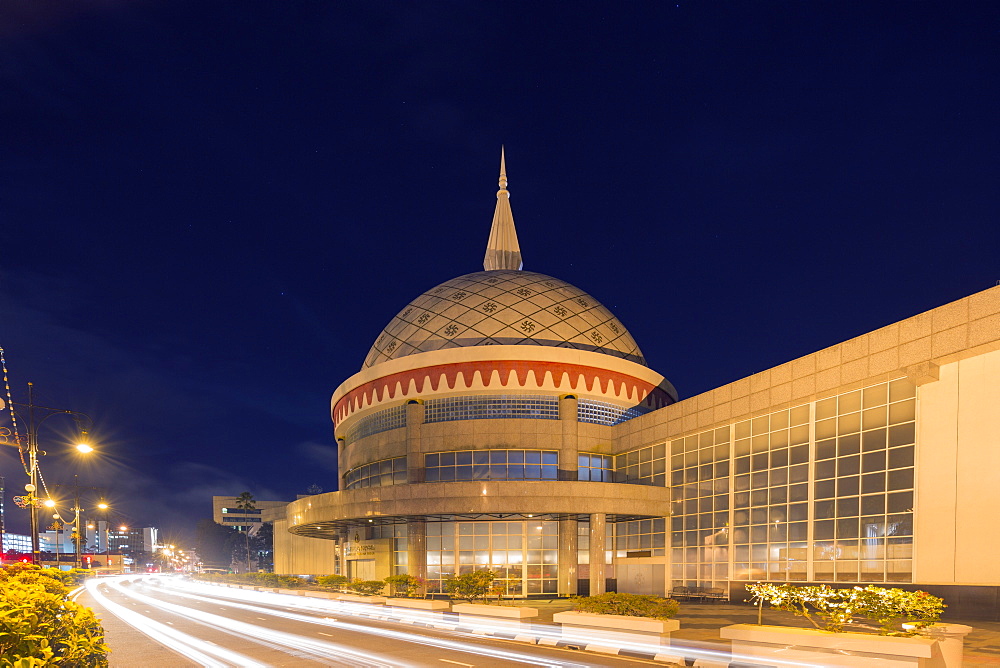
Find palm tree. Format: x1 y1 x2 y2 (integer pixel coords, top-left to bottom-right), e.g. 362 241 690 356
235 491 256 573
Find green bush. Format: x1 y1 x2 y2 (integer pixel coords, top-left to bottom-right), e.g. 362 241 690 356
0 565 109 666
385 574 423 597
746 583 945 636
43 568 92 588
348 580 386 596
276 575 306 588
444 570 496 603
572 592 680 620
0 563 68 596
316 574 349 589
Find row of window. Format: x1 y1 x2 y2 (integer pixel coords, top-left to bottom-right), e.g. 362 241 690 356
425 395 560 423
344 457 407 490
578 399 650 426
343 395 651 443
425 450 559 482
344 405 407 444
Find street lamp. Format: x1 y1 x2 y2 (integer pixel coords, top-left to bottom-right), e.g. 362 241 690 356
9 383 96 564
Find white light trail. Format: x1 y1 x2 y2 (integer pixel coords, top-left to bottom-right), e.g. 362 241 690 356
154 576 825 668
102 576 403 667
85 578 267 668
142 576 585 667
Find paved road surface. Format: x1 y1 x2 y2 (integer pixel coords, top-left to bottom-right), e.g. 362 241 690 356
80 575 684 667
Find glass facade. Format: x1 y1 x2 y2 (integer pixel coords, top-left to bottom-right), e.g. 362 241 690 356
811 379 915 582
425 450 558 482
615 442 668 485
344 405 407 444
344 457 408 490
662 377 916 587
424 395 559 423
578 453 613 481
578 399 651 426
425 520 559 595
616 518 667 556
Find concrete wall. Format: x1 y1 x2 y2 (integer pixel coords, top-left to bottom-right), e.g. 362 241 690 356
272 518 337 575
915 348 1000 584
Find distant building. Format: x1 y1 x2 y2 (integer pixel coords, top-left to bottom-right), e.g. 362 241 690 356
1 532 31 554
213 496 287 531
84 522 158 555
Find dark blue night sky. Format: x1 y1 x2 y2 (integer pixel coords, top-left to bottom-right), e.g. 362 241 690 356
1 2 998 541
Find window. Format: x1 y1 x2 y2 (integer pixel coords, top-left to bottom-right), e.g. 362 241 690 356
344 457 408 490
425 450 558 482
424 396 559 423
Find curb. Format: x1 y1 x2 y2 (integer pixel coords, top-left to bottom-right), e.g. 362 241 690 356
342 604 699 664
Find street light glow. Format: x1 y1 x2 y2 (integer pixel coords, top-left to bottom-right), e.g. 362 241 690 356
76 443 94 453
43 499 56 508
97 502 109 510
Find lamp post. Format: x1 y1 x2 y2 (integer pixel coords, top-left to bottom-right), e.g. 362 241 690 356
12 383 95 564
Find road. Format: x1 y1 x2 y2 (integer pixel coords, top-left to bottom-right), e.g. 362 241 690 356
80 575 681 667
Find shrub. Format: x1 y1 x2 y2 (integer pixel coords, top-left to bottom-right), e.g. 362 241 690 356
745 583 945 636
573 592 680 620
444 570 496 603
0 566 109 665
0 563 68 596
348 580 386 596
276 575 306 588
385 574 423 597
316 574 349 589
43 568 92 588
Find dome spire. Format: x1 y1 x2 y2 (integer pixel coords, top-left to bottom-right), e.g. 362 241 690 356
483 146 523 271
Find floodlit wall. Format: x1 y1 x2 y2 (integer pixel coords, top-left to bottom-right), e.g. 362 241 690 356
272 518 337 575
915 348 1000 584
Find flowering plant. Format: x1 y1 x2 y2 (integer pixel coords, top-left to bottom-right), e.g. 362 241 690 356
745 583 945 636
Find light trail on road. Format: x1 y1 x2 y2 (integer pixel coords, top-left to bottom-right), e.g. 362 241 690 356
139 577 585 667
149 576 822 668
91 575 604 667
86 578 268 668
91 575 823 668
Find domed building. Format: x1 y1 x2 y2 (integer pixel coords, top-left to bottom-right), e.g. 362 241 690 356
272 151 1000 613
273 151 676 597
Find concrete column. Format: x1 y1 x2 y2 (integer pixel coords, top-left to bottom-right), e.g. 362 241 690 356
558 517 578 597
589 513 606 595
336 438 346 490
406 521 427 582
559 395 580 481
406 401 425 483
339 531 349 577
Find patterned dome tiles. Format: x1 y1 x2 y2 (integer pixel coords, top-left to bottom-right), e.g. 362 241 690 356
364 270 646 368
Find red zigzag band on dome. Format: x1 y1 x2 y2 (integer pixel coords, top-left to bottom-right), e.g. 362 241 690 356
333 359 672 426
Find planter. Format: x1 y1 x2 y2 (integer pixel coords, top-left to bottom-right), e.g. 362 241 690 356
905 623 973 668
721 624 946 667
553 610 679 647
276 588 307 596
452 603 538 633
336 593 387 604
302 590 340 600
386 598 451 611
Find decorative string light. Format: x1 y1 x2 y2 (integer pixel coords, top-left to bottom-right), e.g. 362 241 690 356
0 345 23 448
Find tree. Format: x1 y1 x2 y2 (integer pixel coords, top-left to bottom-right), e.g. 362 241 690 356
235 491 256 573
195 519 238 568
444 570 497 603
249 521 274 572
